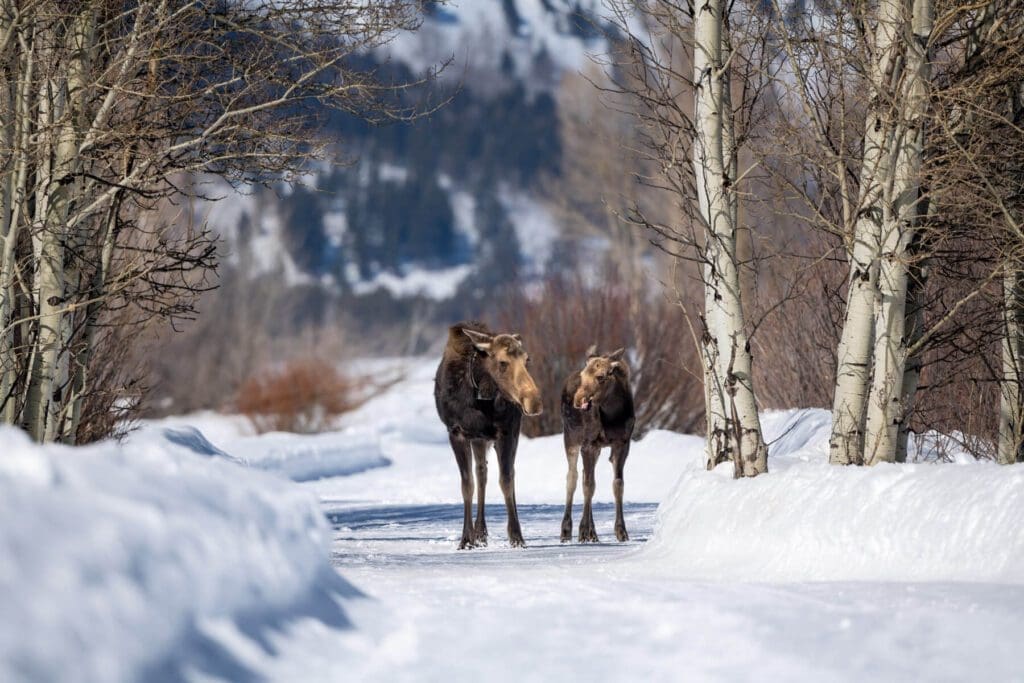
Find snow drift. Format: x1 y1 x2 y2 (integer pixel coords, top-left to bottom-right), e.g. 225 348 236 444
644 409 1024 583
132 415 392 482
224 431 392 482
0 425 357 683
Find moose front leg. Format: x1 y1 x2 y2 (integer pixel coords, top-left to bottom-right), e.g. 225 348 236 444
578 446 600 543
497 432 526 548
611 441 630 542
471 440 489 546
449 432 477 549
561 442 580 542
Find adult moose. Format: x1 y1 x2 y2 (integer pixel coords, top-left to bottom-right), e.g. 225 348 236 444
560 346 635 543
434 321 542 549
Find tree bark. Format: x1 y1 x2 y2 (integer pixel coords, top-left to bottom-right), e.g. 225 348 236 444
863 0 933 465
828 0 906 466
24 9 93 442
694 0 767 476
895 234 928 463
0 23 34 425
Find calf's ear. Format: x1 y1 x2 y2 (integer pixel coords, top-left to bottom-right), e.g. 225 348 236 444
585 344 598 359
463 328 494 354
608 347 626 361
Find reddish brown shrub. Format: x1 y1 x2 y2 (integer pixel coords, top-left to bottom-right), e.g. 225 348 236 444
750 253 843 410
234 358 361 434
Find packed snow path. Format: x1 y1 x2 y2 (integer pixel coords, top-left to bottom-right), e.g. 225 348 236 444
248 361 1023 682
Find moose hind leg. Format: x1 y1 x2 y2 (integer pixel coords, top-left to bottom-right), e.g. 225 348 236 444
472 440 489 546
450 433 477 549
561 443 580 542
611 442 629 542
578 446 600 543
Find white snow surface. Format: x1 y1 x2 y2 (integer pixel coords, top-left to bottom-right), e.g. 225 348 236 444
130 416 392 483
4 357 1023 682
0 424 356 683
646 409 1024 583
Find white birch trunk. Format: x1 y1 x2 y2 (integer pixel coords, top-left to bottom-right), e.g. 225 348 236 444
701 318 729 469
998 268 1024 465
694 0 729 469
0 63 15 421
48 9 95 443
694 0 767 476
23 69 59 440
828 0 906 466
0 24 34 425
863 0 933 465
24 10 92 441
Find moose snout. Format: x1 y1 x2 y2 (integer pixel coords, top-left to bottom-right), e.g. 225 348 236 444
573 388 591 411
522 394 543 417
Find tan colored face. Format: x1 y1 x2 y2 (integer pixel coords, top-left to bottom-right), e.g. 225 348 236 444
463 330 543 416
573 348 626 410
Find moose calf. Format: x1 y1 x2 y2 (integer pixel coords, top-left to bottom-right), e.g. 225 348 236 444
434 321 542 549
560 346 635 543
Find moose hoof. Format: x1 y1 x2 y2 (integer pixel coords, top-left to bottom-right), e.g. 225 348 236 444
615 525 629 542
508 534 526 548
458 535 479 550
474 527 488 547
560 518 573 543
578 526 599 543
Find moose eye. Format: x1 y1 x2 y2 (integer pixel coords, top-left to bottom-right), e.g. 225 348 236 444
598 374 609 382
499 361 509 373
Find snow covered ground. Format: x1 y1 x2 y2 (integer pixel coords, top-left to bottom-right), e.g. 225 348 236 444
3 357 1023 682
0 424 356 683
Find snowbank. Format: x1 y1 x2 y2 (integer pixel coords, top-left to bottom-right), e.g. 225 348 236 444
132 414 393 482
644 409 1024 583
227 430 392 482
0 426 357 683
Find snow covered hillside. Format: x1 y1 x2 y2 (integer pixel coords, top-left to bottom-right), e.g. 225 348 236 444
2 358 1022 681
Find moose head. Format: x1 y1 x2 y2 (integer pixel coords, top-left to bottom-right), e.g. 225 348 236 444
573 345 628 411
463 329 543 416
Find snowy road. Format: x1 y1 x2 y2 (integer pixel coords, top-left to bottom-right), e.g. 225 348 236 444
237 361 1024 683
262 482 1024 683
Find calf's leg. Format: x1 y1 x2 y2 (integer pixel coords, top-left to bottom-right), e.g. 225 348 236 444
611 441 630 542
561 442 580 542
578 445 600 543
472 440 489 545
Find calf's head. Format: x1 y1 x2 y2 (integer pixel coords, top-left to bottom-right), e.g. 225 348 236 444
573 346 627 410
463 329 543 416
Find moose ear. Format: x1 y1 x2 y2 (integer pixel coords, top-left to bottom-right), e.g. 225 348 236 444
608 347 626 361
511 333 523 343
462 328 494 354
585 344 598 359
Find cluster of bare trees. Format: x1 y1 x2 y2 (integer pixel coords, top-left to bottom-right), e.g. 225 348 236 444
603 0 1023 474
0 0 433 443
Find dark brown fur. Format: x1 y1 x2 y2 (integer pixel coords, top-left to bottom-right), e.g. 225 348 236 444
560 347 635 542
434 321 541 549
